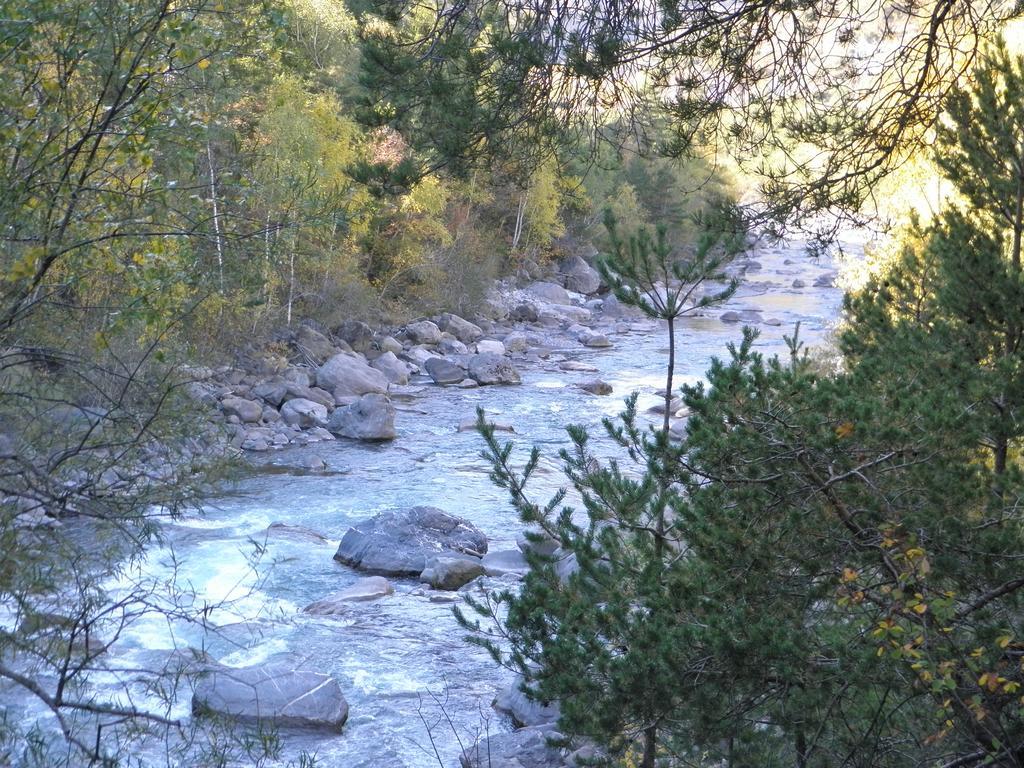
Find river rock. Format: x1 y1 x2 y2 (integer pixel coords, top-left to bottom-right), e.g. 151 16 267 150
439 337 470 355
600 293 641 318
192 661 349 731
648 397 684 415
280 398 329 429
379 335 403 355
494 676 561 727
420 555 485 590
252 379 288 408
528 282 573 305
370 351 411 385
403 320 442 345
468 353 521 385
517 529 560 557
460 725 566 768
220 396 263 424
720 310 741 323
559 255 601 295
304 577 394 614
327 393 395 441
316 353 389 399
334 320 375 353
792 278 806 288
284 383 335 409
579 379 612 395
425 357 465 385
266 522 330 542
511 302 539 322
558 360 598 373
282 367 315 388
334 506 488 576
294 325 338 363
578 330 611 348
475 339 506 356
503 331 529 353
814 272 837 287
400 345 438 368
482 550 530 578
437 313 483 344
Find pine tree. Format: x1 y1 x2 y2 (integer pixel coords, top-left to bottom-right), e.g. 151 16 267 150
460 207 743 767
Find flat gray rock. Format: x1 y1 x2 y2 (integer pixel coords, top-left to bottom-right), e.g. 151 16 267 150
304 577 394 614
327 393 395 441
420 554 484 590
334 506 488 577
316 353 388 399
468 353 521 385
425 357 465 385
192 661 348 731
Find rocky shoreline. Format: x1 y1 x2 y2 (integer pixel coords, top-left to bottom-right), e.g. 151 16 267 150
188 253 643 456
182 247 835 767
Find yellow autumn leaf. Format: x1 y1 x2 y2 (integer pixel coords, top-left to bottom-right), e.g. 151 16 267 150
197 58 210 70
835 421 855 438
998 635 1013 649
913 603 927 614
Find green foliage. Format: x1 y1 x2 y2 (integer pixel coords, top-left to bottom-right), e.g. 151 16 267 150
462 37 1024 768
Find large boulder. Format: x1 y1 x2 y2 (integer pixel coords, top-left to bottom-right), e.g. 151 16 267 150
370 351 411 385
468 354 521 385
420 555 484 590
220 396 263 424
527 282 573 305
424 357 465 385
403 320 442 345
517 529 560 558
437 313 483 344
334 320 375 353
439 336 470 355
327 393 395 441
279 398 329 429
460 725 566 768
284 383 334 409
578 330 611 348
559 255 602 295
579 379 612 396
511 302 539 322
475 339 506 356
402 345 441 368
192 661 349 731
334 506 488 577
494 675 561 727
252 379 288 408
304 577 394 614
482 549 530 578
294 325 338 364
503 331 530 353
316 353 388 399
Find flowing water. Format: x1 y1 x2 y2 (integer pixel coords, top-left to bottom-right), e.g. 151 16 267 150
48 242 851 766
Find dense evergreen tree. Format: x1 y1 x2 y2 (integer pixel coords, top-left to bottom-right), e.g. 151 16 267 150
466 37 1024 768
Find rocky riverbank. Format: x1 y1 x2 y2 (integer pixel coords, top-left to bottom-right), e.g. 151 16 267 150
187 252 659 455
177 245 843 767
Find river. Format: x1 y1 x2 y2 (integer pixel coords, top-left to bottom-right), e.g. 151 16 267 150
104 240 850 767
